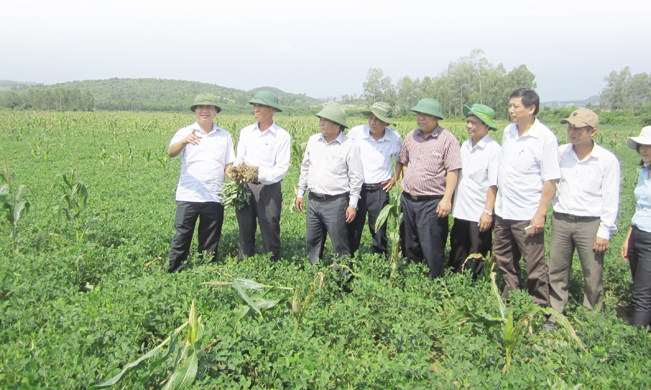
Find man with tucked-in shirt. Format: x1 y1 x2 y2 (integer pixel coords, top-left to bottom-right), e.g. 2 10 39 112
347 102 403 257
399 98 462 279
494 88 561 306
295 104 363 264
167 93 235 273
235 91 291 262
548 109 620 322
449 104 501 278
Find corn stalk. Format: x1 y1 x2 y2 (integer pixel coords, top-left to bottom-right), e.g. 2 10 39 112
374 190 402 286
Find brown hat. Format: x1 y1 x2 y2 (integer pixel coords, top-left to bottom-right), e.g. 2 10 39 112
560 108 598 128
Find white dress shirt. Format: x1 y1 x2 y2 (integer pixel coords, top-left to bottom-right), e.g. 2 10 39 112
235 121 291 185
495 118 561 220
452 134 501 222
297 132 364 208
552 143 620 239
347 125 402 184
170 122 235 203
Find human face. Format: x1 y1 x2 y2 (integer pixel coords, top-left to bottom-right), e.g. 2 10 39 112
368 113 389 134
567 124 595 147
416 112 439 135
319 117 341 141
194 105 217 125
252 103 276 123
639 144 651 164
466 115 489 142
508 97 535 124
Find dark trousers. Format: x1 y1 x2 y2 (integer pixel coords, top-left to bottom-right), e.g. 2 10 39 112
348 188 389 257
306 194 350 265
628 226 651 326
401 193 448 279
448 218 493 277
168 201 224 273
235 182 282 261
494 216 549 306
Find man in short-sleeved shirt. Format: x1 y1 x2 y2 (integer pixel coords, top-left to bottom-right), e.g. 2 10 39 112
548 108 620 321
235 91 291 262
399 98 462 279
494 88 561 306
449 104 501 278
347 102 402 257
167 93 235 273
295 104 364 265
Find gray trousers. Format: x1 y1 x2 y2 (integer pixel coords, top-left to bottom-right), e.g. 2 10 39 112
549 213 603 314
306 194 351 265
628 226 651 326
236 182 282 262
494 216 550 306
348 188 389 257
168 201 224 273
401 194 448 279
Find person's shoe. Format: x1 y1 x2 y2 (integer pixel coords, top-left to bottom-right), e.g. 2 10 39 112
543 320 556 332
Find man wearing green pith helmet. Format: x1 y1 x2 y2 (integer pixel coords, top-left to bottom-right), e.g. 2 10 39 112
167 93 235 273
295 104 364 265
234 91 291 262
449 104 501 278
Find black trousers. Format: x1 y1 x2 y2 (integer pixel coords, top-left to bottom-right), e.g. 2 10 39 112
306 194 350 265
629 226 651 327
348 188 389 257
448 218 493 277
235 182 282 261
168 201 224 273
401 194 448 279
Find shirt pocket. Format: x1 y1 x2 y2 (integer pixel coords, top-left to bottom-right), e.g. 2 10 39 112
469 166 487 184
513 151 534 173
585 178 602 194
329 155 346 173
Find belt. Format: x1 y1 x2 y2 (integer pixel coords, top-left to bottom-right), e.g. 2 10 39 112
309 192 348 200
402 192 443 201
554 212 599 221
363 182 386 191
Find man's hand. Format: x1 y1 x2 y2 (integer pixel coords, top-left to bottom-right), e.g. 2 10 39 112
345 206 357 223
295 198 304 212
478 212 492 232
593 237 609 255
184 130 203 146
382 178 396 192
529 213 546 235
437 198 452 218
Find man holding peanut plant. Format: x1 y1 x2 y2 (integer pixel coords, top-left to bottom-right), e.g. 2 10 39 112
166 93 235 273
234 90 291 262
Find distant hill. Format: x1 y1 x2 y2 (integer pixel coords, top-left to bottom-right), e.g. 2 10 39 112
0 80 39 91
541 95 600 109
30 78 322 113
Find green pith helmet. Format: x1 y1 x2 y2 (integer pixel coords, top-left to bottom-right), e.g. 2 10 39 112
410 98 444 119
361 101 395 126
248 90 283 112
190 93 222 113
463 104 498 131
316 104 349 129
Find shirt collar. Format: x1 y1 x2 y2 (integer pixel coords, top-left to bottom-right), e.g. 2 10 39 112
193 121 218 135
567 142 604 161
472 134 493 150
415 125 443 140
318 131 347 144
512 118 543 139
255 121 278 135
363 125 392 142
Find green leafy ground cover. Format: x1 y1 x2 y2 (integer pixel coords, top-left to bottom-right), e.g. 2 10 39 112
0 111 650 389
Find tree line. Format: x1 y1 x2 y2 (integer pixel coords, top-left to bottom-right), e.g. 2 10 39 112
600 67 651 111
0 87 94 111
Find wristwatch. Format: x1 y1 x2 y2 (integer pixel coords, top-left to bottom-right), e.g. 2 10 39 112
484 210 493 216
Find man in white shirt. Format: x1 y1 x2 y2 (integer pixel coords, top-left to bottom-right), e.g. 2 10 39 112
347 102 402 257
549 109 620 320
235 91 291 262
449 104 501 278
295 104 363 265
494 88 561 306
167 93 235 273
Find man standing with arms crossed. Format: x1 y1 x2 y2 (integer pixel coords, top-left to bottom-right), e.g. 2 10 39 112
449 104 501 278
399 98 462 279
494 88 561 306
347 102 402 257
295 104 363 265
548 109 620 327
235 91 291 262
167 93 235 273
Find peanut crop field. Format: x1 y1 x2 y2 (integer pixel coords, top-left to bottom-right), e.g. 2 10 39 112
0 110 650 389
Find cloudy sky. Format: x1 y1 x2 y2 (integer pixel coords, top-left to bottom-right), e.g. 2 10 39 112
2 0 649 101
